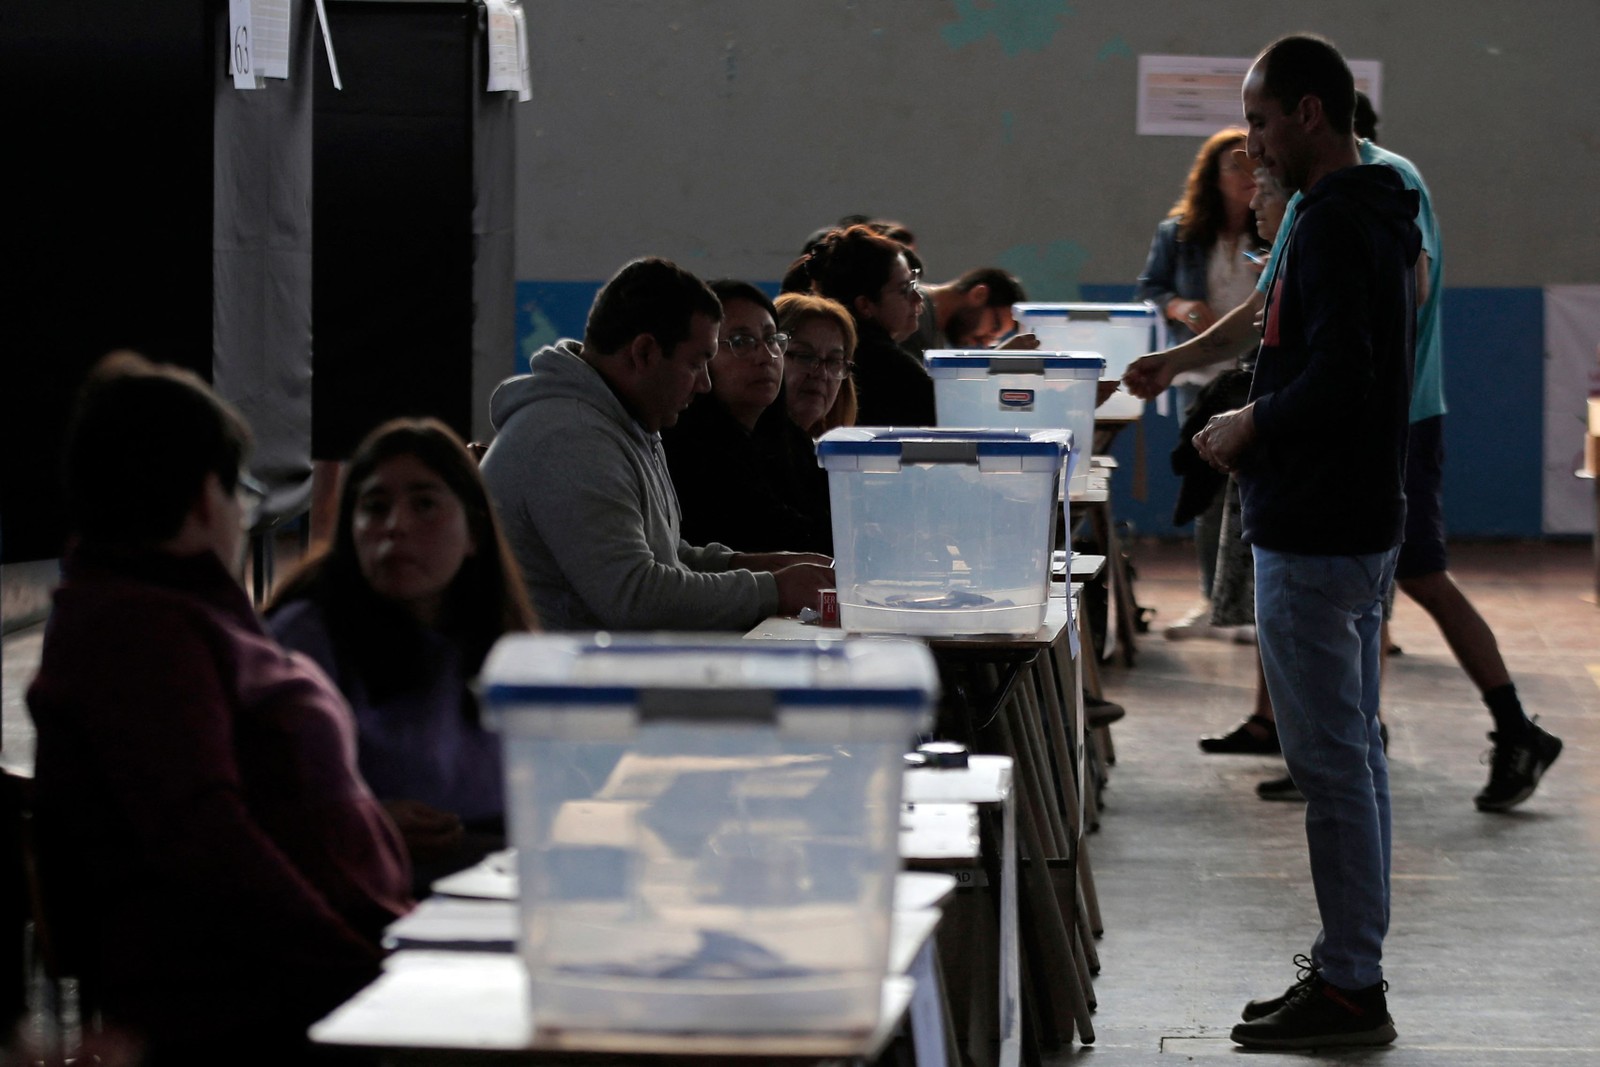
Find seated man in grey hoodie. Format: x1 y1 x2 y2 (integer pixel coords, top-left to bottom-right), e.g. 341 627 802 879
482 257 835 631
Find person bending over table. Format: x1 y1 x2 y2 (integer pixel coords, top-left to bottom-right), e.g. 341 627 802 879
481 257 833 631
268 418 537 893
27 354 410 1065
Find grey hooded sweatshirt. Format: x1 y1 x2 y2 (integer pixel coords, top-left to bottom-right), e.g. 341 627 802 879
481 341 779 631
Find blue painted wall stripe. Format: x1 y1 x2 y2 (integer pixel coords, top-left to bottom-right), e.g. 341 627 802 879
513 280 1549 538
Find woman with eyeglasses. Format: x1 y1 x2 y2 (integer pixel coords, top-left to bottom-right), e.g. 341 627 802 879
775 292 858 437
786 224 933 427
267 418 537 892
662 279 834 554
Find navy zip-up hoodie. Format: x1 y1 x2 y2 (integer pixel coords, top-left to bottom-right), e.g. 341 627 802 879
1240 163 1422 555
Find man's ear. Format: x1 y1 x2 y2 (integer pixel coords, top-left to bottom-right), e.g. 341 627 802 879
964 283 990 308
1297 93 1323 132
623 332 657 369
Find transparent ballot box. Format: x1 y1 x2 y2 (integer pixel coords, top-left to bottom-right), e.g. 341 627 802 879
926 350 1103 493
1010 302 1162 419
816 428 1071 636
481 634 937 1034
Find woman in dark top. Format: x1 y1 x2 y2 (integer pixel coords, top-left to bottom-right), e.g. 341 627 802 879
786 224 932 427
663 280 834 554
27 354 411 1063
268 418 537 889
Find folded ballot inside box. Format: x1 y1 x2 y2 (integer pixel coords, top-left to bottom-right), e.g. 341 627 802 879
481 634 936 1034
927 350 1102 493
817 427 1071 636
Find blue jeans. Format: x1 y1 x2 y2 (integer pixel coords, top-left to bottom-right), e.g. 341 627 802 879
1254 545 1398 990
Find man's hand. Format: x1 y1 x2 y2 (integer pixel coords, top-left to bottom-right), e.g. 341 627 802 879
996 332 1041 351
773 562 837 617
1193 403 1257 473
1123 352 1177 400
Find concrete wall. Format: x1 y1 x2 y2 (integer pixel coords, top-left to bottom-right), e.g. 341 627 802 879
506 2 1600 538
511 1 1599 289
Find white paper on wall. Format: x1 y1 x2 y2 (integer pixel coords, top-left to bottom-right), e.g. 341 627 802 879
486 0 519 92
253 0 291 79
1137 55 1381 137
486 0 532 101
228 0 265 89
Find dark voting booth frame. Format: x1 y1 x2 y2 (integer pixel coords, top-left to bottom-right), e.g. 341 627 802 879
3 0 514 568
2 3 514 1034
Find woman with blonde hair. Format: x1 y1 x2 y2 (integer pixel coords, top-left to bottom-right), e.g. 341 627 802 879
775 291 857 437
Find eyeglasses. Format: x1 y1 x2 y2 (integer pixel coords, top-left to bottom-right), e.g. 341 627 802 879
719 331 790 360
786 344 855 380
236 472 267 529
888 267 922 301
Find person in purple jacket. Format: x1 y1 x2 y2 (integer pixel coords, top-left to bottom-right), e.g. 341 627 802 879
28 354 411 1064
269 418 537 890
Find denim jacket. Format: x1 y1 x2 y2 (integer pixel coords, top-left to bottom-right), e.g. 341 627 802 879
1134 216 1208 344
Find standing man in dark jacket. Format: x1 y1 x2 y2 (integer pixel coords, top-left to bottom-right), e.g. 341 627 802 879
1192 35 1420 1051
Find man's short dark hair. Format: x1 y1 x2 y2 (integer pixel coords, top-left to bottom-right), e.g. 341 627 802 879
707 279 778 324
584 258 722 357
64 352 252 546
1256 34 1355 137
953 268 1028 307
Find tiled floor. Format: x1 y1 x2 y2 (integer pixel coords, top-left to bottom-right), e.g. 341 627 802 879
1051 539 1600 1064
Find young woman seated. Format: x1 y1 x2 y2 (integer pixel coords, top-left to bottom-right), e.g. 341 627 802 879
662 280 834 554
269 418 537 890
27 354 411 1064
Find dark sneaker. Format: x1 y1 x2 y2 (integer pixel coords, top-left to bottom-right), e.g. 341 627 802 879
1256 773 1305 802
1199 714 1280 755
1475 719 1563 812
1241 953 1317 1020
1231 973 1396 1049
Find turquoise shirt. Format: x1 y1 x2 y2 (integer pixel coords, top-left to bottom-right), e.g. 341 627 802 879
1257 141 1444 422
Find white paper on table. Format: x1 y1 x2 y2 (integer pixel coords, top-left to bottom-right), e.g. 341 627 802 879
252 0 291 78
227 0 265 89
485 0 520 92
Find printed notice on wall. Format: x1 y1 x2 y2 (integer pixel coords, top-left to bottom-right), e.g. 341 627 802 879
485 0 531 101
228 0 264 89
1137 55 1382 136
252 0 291 79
